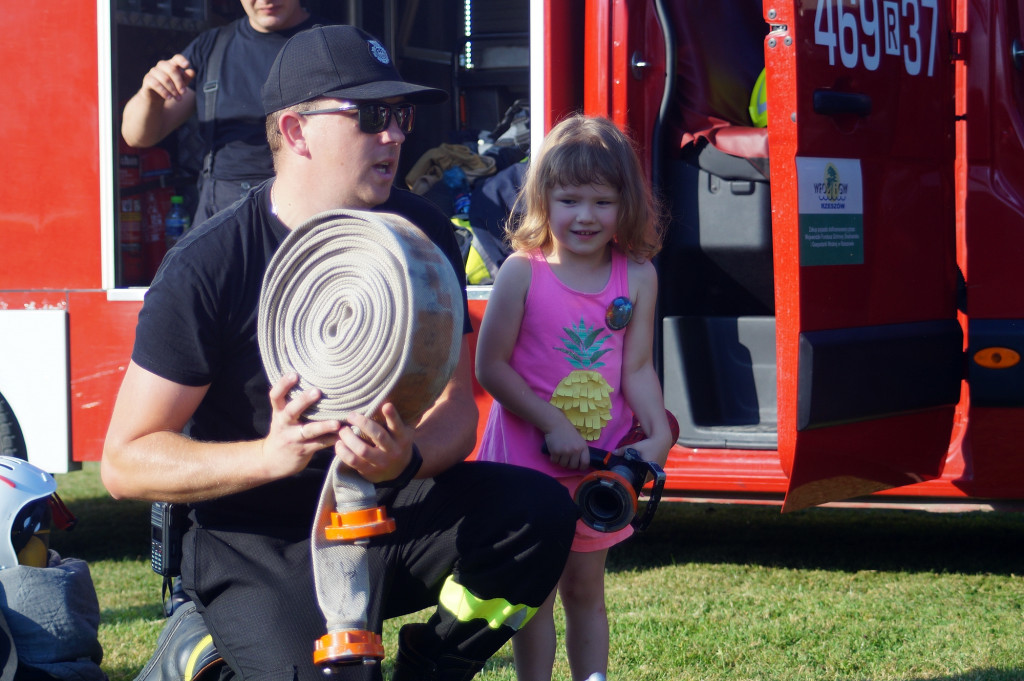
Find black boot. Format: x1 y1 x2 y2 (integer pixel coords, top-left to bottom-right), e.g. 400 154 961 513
134 600 223 681
391 624 484 681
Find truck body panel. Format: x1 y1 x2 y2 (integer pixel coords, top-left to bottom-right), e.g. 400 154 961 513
2 0 1023 513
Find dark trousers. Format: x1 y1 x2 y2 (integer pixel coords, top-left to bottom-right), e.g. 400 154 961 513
182 462 577 681
194 177 261 227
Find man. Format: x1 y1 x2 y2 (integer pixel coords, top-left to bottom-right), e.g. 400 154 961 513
103 25 577 681
121 0 321 221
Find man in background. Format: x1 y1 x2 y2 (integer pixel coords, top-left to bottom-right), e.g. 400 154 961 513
121 0 320 222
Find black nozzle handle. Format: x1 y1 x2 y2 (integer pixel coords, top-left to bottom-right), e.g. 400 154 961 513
540 444 611 468
631 461 666 532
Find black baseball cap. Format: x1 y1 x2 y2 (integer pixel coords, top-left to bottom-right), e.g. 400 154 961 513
261 25 448 115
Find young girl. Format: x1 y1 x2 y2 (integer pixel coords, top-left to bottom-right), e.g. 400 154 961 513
475 114 673 681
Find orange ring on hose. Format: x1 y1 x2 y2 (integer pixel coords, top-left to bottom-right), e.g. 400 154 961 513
313 630 385 666
324 506 396 541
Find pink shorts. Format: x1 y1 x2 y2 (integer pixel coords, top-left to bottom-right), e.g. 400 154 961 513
558 475 634 553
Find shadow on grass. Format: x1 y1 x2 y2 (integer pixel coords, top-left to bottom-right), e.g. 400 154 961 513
105 665 144 681
896 670 1024 681
101 603 163 625
608 502 1024 576
50 495 152 563
479 651 516 675
52 475 1023 576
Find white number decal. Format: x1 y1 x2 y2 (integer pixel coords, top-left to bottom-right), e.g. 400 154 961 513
815 0 838 66
838 1 859 68
903 0 922 75
921 0 938 76
813 0 939 76
860 0 881 71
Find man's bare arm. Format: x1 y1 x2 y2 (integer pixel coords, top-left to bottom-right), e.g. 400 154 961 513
101 361 340 502
121 54 198 148
411 338 479 477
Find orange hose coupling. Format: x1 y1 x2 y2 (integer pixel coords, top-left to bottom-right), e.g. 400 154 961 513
313 630 385 668
324 506 396 541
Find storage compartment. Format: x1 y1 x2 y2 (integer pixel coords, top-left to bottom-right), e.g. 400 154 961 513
662 316 777 450
653 0 779 451
659 144 774 318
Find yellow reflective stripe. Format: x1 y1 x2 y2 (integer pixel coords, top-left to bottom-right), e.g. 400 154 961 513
438 576 538 631
748 68 768 127
466 247 491 285
450 217 492 285
185 634 215 681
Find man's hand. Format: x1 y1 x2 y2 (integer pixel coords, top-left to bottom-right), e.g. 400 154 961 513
335 404 415 483
122 53 198 147
263 373 341 480
142 54 196 101
103 363 341 502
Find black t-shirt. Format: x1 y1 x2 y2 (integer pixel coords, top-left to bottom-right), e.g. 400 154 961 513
181 15 322 182
133 181 471 527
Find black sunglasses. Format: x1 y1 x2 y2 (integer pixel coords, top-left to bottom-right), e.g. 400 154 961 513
300 101 416 134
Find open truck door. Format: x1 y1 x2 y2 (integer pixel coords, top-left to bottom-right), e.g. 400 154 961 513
517 0 1024 509
766 0 962 511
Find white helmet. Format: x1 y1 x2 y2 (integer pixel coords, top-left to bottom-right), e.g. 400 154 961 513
0 456 57 569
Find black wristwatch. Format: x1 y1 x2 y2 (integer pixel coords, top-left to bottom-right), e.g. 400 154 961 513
377 443 423 491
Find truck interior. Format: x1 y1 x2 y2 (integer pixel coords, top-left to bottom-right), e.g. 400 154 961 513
655 0 777 452
111 0 529 285
112 0 781 453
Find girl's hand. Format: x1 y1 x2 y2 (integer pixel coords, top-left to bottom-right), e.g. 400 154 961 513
544 421 590 471
613 436 670 467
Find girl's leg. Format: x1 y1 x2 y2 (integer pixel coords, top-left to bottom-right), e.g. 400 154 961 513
513 588 558 681
558 548 609 681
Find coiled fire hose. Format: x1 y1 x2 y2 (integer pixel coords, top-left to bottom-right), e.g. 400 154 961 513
257 208 464 671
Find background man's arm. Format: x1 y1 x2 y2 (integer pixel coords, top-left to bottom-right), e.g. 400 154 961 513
121 54 198 148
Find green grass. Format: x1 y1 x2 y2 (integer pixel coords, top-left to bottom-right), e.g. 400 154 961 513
51 463 1024 681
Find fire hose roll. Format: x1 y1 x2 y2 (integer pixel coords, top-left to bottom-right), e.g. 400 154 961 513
258 208 464 424
257 208 464 659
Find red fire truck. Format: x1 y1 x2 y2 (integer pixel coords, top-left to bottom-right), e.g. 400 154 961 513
1 0 1022 513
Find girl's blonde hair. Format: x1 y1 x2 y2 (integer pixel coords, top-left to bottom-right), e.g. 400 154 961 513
508 114 664 261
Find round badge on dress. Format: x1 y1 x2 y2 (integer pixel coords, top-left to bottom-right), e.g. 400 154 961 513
605 296 633 330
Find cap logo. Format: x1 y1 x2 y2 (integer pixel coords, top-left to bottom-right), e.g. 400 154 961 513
367 39 390 65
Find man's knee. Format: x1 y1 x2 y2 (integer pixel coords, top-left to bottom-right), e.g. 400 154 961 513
454 462 575 515
491 464 578 538
446 464 576 585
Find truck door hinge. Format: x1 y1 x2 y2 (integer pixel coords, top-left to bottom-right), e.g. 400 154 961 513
1013 40 1024 71
951 32 967 61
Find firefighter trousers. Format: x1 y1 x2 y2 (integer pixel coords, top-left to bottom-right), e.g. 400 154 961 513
193 177 260 226
182 462 577 681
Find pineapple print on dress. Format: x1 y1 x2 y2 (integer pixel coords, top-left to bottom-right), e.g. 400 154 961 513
550 318 615 441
